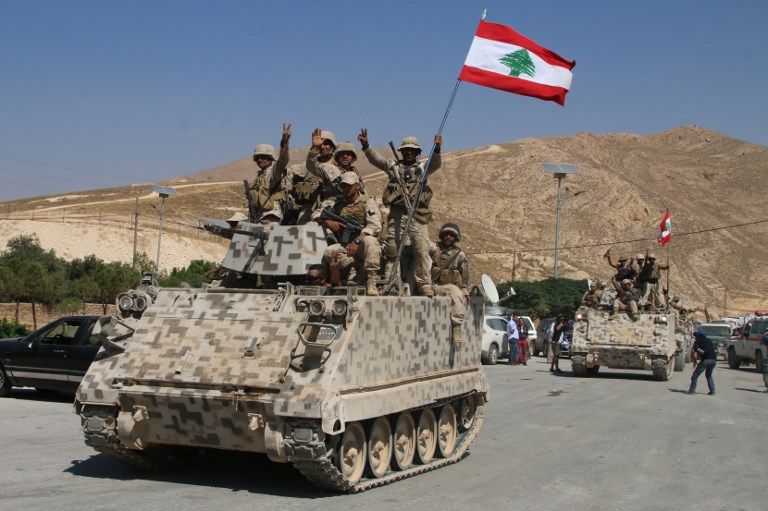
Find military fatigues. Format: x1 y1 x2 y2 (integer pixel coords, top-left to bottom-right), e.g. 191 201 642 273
305 153 365 207
637 263 666 309
249 144 290 226
429 241 469 331
582 288 603 308
283 164 322 224
316 194 382 287
611 286 640 319
363 147 441 295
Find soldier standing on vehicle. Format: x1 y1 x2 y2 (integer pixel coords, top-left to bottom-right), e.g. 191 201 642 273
306 130 367 206
688 330 717 395
313 172 382 296
248 123 292 226
610 278 640 321
358 128 442 297
604 250 637 289
430 223 469 342
637 252 669 310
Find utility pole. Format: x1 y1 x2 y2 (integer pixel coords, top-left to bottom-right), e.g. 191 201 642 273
542 164 579 278
132 198 139 267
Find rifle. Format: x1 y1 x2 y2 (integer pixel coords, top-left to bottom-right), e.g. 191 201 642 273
388 141 414 215
243 179 260 221
318 208 363 245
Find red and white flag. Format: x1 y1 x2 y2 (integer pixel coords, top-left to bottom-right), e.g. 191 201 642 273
658 209 672 245
459 20 575 105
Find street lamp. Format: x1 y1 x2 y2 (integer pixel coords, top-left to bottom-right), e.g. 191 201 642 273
151 185 177 271
542 164 581 278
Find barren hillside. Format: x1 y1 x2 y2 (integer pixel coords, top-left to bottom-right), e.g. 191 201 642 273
1 126 765 316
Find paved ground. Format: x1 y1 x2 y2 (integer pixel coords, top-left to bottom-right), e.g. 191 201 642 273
1 358 766 511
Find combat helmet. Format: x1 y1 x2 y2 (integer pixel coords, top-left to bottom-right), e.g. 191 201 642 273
320 130 337 148
334 141 357 161
399 136 421 152
253 143 277 160
439 222 461 241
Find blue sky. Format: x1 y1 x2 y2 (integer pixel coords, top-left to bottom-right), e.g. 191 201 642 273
1 0 766 201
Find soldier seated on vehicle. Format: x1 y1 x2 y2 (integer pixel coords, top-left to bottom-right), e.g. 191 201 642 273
313 172 382 296
429 222 470 343
582 279 606 309
610 278 640 321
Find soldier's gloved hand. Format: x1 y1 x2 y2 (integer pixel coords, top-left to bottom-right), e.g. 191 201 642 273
323 219 343 235
358 129 369 149
281 123 292 147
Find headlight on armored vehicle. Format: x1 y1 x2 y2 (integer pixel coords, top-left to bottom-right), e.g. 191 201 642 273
308 299 326 316
117 293 134 312
134 294 148 312
576 313 583 320
332 299 348 317
654 316 668 324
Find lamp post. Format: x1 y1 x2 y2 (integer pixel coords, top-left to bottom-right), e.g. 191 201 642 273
151 185 177 271
542 164 580 278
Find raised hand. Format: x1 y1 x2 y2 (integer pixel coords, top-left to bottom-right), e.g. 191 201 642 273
312 128 323 148
358 128 369 148
434 134 442 147
280 123 292 147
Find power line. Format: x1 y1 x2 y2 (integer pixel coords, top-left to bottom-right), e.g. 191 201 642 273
0 154 125 178
467 217 768 255
0 166 104 187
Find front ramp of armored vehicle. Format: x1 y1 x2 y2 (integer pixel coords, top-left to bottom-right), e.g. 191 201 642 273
570 307 678 380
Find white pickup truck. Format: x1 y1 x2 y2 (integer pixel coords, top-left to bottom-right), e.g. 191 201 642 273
724 315 768 372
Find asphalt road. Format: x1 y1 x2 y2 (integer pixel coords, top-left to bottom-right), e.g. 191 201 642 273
1 358 766 511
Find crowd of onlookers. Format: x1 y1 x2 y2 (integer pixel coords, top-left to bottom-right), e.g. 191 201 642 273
504 314 570 373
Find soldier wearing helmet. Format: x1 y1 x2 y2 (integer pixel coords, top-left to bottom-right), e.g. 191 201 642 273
637 251 669 310
610 278 640 321
248 123 292 226
357 128 443 297
603 249 638 290
313 171 382 296
429 222 469 342
306 129 365 206
581 279 605 308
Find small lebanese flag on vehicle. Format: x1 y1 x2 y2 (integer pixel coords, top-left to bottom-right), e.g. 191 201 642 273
459 20 575 105
658 209 672 245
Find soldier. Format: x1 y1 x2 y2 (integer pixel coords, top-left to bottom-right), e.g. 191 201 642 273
582 280 605 308
306 130 366 205
610 278 640 321
313 172 382 296
358 128 442 297
603 249 637 289
430 223 469 342
637 252 669 310
249 123 292 226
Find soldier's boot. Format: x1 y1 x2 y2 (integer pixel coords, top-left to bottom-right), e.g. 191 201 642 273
366 271 380 297
631 314 640 321
451 325 464 343
420 284 435 298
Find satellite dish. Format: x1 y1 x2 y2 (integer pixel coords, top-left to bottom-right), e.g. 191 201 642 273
481 274 499 304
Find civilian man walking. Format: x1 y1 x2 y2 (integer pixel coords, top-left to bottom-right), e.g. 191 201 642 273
506 316 520 365
688 330 717 395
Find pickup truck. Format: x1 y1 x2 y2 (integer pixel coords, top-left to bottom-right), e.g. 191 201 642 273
724 315 768 372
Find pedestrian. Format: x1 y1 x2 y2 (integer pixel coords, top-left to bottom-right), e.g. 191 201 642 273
550 315 565 373
688 329 717 395
761 330 768 393
516 316 529 365
506 315 519 365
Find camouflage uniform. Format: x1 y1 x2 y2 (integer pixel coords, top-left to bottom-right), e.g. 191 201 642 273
283 164 322 224
637 256 666 309
314 173 382 294
251 143 290 225
611 279 640 320
363 140 441 296
581 284 604 308
429 223 469 341
306 141 365 208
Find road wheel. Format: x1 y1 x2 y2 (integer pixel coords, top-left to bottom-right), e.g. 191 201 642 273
756 351 764 373
366 417 392 478
652 358 673 381
437 404 458 458
416 409 437 464
488 344 499 365
586 365 600 377
392 413 416 471
459 396 476 431
0 365 10 397
336 422 366 485
571 355 587 377
728 347 741 369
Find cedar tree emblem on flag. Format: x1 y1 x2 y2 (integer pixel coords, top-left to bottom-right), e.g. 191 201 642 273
459 20 575 105
658 209 671 245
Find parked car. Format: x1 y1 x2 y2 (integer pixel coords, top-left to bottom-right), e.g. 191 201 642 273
0 315 134 396
725 314 768 372
481 315 510 365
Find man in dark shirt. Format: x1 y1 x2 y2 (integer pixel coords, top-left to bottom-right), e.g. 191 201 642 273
688 330 717 395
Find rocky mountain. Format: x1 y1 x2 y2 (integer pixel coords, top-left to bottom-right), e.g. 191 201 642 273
1 125 765 316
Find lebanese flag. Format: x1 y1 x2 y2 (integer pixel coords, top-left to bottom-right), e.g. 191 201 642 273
459 20 575 105
658 209 672 245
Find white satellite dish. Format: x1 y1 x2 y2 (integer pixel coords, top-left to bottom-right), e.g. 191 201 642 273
481 274 499 304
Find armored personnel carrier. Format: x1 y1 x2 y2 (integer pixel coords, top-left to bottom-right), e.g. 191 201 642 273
75 218 488 492
570 290 682 380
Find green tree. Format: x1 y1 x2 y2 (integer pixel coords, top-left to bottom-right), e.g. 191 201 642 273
161 260 217 287
499 49 536 78
498 277 587 319
94 264 140 313
0 318 28 338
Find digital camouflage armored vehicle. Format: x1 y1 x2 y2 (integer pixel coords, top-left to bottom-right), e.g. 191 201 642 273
570 290 683 380
75 219 488 492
